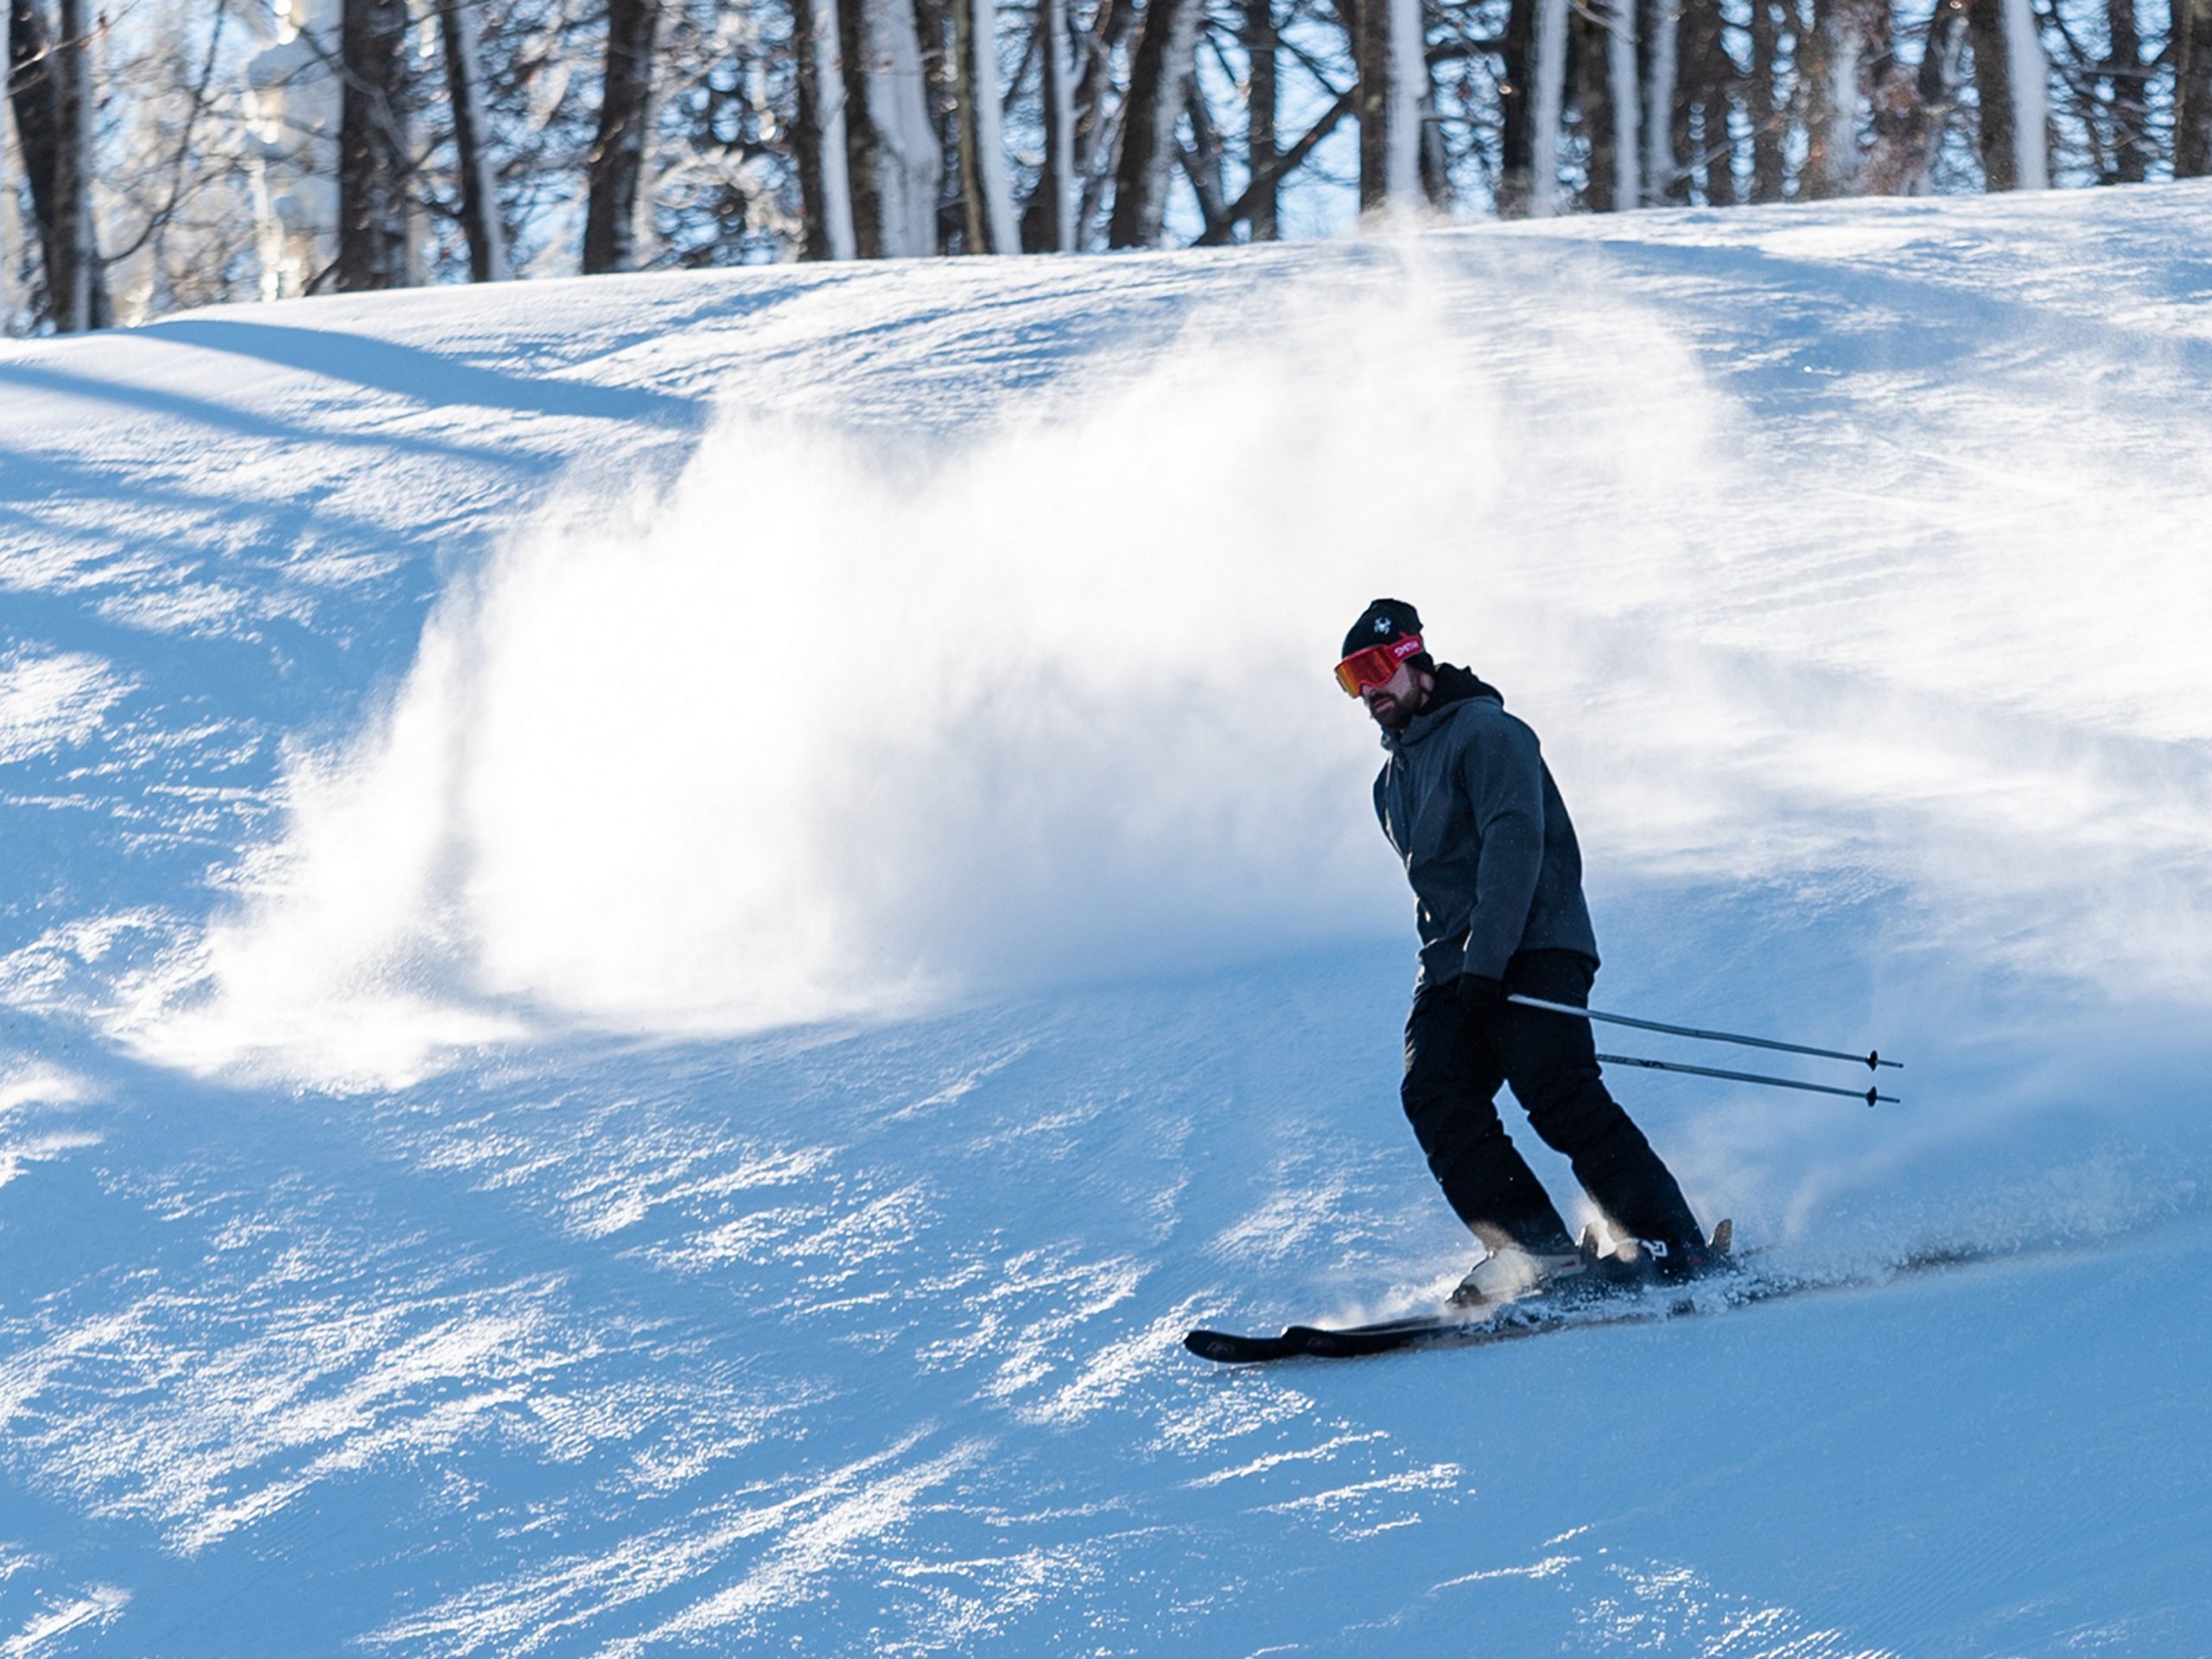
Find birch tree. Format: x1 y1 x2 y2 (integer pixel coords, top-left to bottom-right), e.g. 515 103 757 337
242 0 337 298
1108 0 1198 245
1569 0 1641 209
440 0 511 281
1999 0 2047 186
9 0 67 319
839 0 940 256
1525 0 1567 214
1965 0 2047 188
9 0 110 327
13 0 2212 333
1356 0 1425 213
1014 0 1077 249
1041 0 1077 247
791 0 856 256
1641 0 1679 202
950 0 1017 250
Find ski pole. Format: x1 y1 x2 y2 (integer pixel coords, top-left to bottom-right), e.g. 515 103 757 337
1597 1051 1900 1108
1507 994 1902 1072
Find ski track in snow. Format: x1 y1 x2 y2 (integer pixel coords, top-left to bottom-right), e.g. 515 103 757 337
3 188 2212 1652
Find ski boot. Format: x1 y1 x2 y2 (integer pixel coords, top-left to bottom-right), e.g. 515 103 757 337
1450 1220 1735 1313
1652 1217 1736 1282
1597 1217 1737 1289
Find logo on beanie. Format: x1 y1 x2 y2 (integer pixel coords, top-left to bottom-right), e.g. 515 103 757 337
1373 617 1393 635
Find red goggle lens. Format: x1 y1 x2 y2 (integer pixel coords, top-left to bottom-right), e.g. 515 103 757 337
1334 634 1422 696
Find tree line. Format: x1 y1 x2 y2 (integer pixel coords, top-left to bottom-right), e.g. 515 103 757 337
5 0 2209 331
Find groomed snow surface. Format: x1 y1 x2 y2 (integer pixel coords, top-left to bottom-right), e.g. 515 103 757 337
4 186 2212 1654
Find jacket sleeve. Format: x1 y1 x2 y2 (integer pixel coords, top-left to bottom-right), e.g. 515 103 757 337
1455 714 1546 982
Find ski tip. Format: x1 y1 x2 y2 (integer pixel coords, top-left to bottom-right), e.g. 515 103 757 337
1709 1217 1734 1256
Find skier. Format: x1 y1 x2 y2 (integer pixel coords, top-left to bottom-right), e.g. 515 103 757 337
1337 598 1717 1308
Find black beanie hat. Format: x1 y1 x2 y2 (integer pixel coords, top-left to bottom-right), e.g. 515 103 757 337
1342 598 1423 660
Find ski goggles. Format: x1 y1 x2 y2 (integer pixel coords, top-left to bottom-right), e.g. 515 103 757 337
1334 633 1423 696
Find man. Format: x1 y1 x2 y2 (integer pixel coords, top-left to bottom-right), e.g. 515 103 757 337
1337 598 1716 1307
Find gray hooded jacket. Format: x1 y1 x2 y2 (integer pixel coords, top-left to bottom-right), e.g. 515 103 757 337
1372 665 1600 990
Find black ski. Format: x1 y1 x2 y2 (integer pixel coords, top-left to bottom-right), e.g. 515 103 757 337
1183 1230 1993 1365
1184 1282 1703 1363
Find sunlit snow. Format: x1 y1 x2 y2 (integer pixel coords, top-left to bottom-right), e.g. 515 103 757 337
3 187 2210 1654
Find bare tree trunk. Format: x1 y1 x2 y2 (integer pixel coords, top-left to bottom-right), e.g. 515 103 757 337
840 0 889 253
440 0 510 282
1357 0 1425 213
1108 0 1198 245
10 0 66 319
1609 0 1643 206
1179 81 1230 221
951 0 987 249
1808 0 1891 197
2100 0 2145 181
951 0 1018 250
583 0 658 271
1245 0 1278 238
840 0 941 255
1020 0 1076 248
1965 0 2043 188
1798 0 1833 193
1192 85 1353 243
1640 0 1679 201
1745 0 1783 200
2001 0 2048 185
1073 0 1141 234
1417 82 1449 202
338 0 410 289
2174 0 2211 174
1963 0 2013 185
1866 0 1967 193
1573 0 1618 207
793 0 858 257
1681 0 1736 204
793 0 833 254
52 0 95 327
1527 0 1569 213
951 0 986 250
1498 0 1535 212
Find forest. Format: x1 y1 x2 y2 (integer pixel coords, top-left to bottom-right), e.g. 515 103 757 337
3 0 2207 331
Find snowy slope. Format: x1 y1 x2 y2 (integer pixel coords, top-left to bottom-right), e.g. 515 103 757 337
4 187 2212 1655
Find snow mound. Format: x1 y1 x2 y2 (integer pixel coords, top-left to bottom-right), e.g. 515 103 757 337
3 187 2211 1655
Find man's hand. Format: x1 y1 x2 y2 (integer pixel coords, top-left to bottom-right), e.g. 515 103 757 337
1457 974 1509 1016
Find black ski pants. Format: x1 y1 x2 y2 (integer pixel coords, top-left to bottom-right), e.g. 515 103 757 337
1401 949 1702 1257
